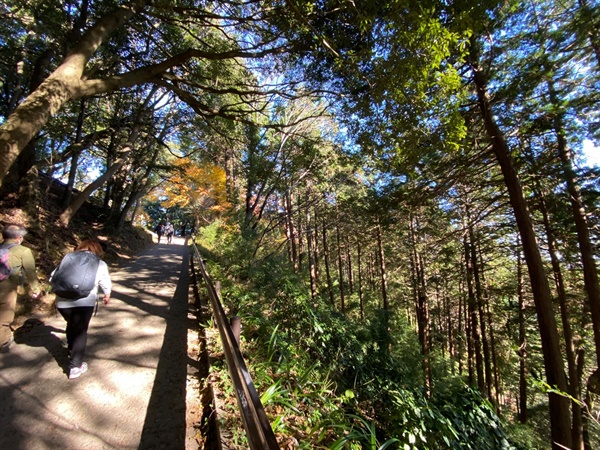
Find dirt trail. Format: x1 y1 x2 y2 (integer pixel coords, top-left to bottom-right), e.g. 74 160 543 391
0 237 201 450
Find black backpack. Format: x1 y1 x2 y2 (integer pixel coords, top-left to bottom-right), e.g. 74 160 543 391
51 251 100 299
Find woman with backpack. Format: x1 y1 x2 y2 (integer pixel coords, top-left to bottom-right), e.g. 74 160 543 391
51 239 111 379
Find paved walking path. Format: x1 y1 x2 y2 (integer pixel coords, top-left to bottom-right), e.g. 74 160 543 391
0 237 197 449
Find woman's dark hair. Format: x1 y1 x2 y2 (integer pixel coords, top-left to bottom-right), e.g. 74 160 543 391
75 239 104 257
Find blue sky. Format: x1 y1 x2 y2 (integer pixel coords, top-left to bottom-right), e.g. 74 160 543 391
583 140 599 168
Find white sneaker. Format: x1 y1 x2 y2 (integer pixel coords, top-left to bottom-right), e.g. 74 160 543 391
69 362 88 379
1 335 14 353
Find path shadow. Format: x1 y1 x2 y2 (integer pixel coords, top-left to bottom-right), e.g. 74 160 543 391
138 243 190 449
13 318 69 376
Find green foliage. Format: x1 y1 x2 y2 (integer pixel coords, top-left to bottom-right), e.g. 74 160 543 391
330 414 399 450
197 223 519 449
504 423 548 450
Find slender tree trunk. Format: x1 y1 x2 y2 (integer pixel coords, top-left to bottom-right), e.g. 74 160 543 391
297 198 305 271
368 251 376 291
478 247 500 408
410 214 431 394
434 287 445 358
115 179 143 231
285 213 293 264
464 229 484 393
551 84 600 368
322 216 335 306
306 203 317 300
116 146 161 232
357 240 364 320
312 206 321 285
517 240 528 423
472 58 572 448
345 236 354 294
285 191 298 271
485 298 500 407
59 147 131 226
17 46 57 211
535 175 584 449
445 290 455 373
63 99 87 207
336 220 345 314
375 220 388 310
458 277 466 376
224 144 238 205
471 229 493 399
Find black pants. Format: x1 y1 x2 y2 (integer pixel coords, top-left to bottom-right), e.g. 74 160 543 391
57 306 94 369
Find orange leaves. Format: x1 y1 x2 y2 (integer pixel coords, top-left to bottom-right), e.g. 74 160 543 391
162 158 231 220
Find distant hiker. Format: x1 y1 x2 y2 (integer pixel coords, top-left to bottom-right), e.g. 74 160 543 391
180 223 187 237
51 239 111 379
0 224 42 353
154 222 165 244
165 222 174 244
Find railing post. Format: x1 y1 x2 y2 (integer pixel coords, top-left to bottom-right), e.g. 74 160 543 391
230 316 241 345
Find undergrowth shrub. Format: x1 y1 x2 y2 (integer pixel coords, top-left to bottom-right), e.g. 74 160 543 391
195 224 520 449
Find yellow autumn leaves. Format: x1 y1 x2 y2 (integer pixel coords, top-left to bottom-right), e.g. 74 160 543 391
157 158 232 224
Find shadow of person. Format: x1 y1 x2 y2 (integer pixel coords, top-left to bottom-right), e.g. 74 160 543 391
13 318 70 376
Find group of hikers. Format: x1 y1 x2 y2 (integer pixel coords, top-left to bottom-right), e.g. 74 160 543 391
153 220 190 244
0 224 111 380
1 218 185 379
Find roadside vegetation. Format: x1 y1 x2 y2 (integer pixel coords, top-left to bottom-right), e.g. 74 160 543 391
194 219 536 449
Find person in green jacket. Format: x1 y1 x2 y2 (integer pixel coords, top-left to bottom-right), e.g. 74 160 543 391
0 224 42 352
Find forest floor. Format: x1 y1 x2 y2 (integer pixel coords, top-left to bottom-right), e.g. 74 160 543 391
0 236 208 449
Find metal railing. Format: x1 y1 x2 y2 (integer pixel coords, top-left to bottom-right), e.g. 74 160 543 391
191 241 280 450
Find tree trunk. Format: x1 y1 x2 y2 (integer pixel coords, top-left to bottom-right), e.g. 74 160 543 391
312 206 321 285
470 228 493 399
0 1 145 187
297 207 305 271
517 239 528 424
322 216 335 306
345 236 354 294
306 201 317 300
551 84 600 370
458 276 466 376
479 248 500 409
410 214 431 394
357 240 364 320
535 175 584 449
59 148 131 227
115 179 144 231
375 220 388 310
285 191 298 269
336 220 345 314
62 100 86 207
472 58 572 449
464 229 484 393
445 290 455 373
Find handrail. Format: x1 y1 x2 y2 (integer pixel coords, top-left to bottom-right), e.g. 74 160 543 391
191 241 280 450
